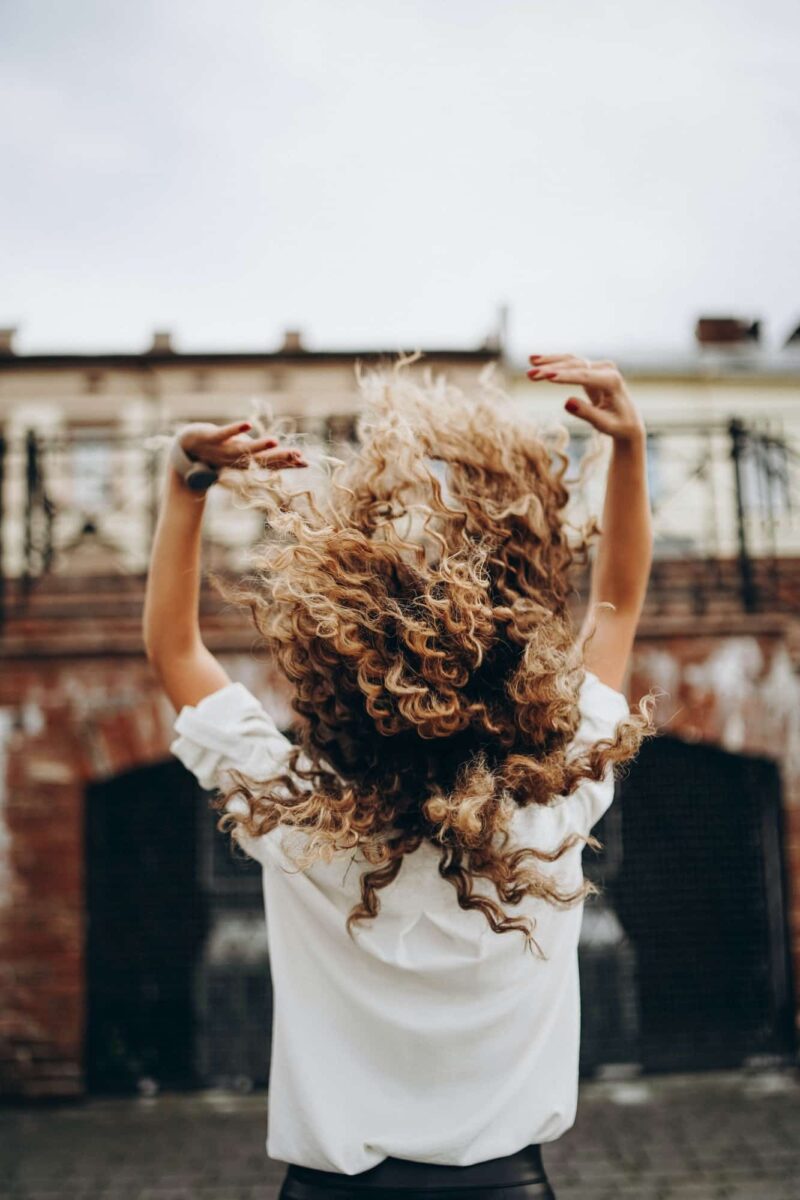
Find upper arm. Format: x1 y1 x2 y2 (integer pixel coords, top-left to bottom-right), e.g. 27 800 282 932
170 679 301 866
151 642 232 713
568 669 631 833
578 602 641 693
170 680 296 790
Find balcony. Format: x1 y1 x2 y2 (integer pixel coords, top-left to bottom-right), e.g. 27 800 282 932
1 417 798 655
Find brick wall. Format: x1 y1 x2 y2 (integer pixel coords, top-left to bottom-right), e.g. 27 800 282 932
0 650 290 1099
1 601 798 1099
630 616 800 1041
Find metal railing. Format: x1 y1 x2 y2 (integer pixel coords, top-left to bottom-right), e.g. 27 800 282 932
1 417 798 629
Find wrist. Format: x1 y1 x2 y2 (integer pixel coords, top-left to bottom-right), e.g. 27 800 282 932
612 422 647 451
170 431 219 492
167 463 210 502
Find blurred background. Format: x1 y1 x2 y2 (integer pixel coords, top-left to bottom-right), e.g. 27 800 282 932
1 1 800 1197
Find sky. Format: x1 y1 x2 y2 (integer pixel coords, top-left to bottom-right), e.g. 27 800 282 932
2 0 799 363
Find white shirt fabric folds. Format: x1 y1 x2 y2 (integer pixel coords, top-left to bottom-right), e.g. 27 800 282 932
170 670 630 1174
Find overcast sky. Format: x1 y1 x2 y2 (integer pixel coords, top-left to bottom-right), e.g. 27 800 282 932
2 0 799 362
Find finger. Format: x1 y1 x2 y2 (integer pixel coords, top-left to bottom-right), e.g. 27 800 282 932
256 447 308 468
527 365 578 381
211 421 253 442
564 397 615 434
527 363 577 380
529 365 614 386
528 354 580 365
261 457 309 470
221 435 280 462
528 358 595 380
256 445 304 461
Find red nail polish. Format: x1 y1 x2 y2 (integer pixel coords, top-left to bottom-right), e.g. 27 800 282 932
565 399 579 413
240 422 252 431
544 372 558 380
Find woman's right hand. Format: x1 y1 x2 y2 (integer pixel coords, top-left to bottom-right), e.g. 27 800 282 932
179 420 308 470
527 354 645 444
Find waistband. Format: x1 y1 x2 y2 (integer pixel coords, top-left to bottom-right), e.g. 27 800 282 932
284 1143 549 1191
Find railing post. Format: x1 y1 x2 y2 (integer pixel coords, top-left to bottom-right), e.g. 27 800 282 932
729 418 758 613
23 428 38 594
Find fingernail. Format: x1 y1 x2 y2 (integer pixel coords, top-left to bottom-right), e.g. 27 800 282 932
565 399 579 413
240 422 251 431
527 369 541 378
544 372 558 380
529 355 541 362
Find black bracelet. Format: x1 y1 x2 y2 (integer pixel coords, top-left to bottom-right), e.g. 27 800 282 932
170 434 220 492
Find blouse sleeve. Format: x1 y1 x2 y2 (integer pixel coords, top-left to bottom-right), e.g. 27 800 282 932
170 681 297 865
566 669 631 834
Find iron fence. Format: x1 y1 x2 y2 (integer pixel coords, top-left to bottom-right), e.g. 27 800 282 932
1 417 799 629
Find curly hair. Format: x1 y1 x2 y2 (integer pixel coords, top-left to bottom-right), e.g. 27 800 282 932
212 360 655 954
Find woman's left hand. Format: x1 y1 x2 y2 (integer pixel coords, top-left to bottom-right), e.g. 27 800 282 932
179 421 308 470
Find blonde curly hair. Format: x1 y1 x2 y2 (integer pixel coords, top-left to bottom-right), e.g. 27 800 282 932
213 360 654 953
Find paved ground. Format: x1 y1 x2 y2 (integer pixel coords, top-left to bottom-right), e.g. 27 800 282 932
2 1068 799 1200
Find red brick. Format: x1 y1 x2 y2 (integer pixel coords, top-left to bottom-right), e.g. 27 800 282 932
1 595 799 1099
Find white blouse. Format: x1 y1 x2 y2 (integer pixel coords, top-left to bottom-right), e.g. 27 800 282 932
171 670 630 1175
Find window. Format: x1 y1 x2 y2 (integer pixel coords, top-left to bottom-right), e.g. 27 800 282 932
67 425 115 513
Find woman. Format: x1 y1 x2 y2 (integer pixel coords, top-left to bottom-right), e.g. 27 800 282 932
143 353 655 1200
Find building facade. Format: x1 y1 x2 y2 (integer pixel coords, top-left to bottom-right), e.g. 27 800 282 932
1 324 798 1099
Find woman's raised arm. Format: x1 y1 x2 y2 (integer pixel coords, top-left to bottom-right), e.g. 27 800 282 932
527 354 653 692
143 421 307 712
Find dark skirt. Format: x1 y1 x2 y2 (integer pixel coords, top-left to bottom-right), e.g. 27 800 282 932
278 1142 556 1199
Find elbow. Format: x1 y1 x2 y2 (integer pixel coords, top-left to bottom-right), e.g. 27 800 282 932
142 621 202 679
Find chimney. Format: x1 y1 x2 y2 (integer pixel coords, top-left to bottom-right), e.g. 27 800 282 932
783 321 800 349
280 328 305 354
694 317 761 349
146 329 175 355
0 327 18 356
